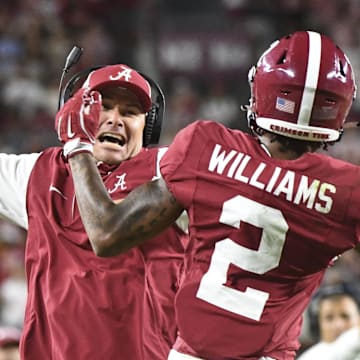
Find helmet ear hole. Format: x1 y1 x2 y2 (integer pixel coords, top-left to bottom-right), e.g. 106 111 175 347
339 60 346 77
277 51 287 65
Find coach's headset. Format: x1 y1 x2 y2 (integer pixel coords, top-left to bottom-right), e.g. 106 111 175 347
57 46 165 147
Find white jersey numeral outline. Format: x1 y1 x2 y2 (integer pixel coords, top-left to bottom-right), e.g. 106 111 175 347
196 195 288 321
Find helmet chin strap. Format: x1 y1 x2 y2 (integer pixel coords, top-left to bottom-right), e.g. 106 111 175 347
240 101 263 138
240 103 271 155
241 99 256 126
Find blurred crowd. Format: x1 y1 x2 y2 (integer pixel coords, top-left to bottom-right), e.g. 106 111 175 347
0 0 359 355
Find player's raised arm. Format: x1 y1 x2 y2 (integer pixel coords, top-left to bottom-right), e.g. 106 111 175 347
70 153 183 256
56 82 183 256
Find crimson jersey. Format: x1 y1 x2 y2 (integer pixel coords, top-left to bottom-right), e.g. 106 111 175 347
22 147 185 360
160 120 360 360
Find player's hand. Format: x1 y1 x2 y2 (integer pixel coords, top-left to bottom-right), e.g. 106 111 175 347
55 89 102 160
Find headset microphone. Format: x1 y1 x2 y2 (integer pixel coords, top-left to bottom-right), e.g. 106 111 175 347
64 46 83 71
57 45 83 110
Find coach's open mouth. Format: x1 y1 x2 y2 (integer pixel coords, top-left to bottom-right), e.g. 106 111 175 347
98 133 126 146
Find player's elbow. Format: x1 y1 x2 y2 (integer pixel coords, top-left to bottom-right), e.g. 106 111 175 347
92 243 110 257
89 233 127 257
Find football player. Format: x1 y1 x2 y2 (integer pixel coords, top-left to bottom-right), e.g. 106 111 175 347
0 64 186 359
61 31 360 359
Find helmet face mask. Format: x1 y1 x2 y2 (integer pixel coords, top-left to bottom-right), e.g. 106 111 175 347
247 31 356 143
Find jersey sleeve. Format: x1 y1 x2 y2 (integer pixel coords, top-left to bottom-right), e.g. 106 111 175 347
349 166 360 245
160 121 205 209
0 153 40 229
155 146 189 234
155 146 168 179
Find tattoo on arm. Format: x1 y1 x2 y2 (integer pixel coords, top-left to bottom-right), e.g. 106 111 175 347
69 153 184 256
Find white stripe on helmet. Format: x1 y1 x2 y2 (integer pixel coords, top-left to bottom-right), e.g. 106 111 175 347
297 31 322 126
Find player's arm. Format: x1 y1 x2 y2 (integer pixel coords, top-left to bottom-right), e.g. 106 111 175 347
55 88 184 256
69 153 183 256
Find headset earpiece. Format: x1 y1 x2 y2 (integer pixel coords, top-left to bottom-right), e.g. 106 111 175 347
139 71 165 147
143 104 158 147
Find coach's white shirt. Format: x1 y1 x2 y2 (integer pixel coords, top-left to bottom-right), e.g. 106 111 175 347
0 153 39 229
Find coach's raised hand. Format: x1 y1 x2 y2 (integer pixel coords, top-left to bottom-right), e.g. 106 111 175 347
55 89 101 160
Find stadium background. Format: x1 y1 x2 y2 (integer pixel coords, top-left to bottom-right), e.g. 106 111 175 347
0 0 359 356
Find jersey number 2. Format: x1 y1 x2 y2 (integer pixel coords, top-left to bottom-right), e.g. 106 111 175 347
196 195 288 321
